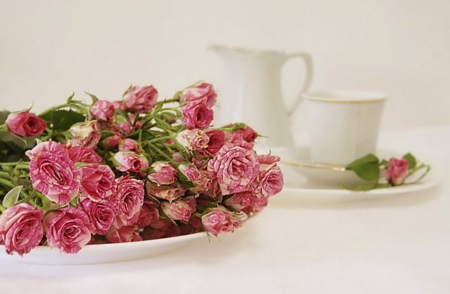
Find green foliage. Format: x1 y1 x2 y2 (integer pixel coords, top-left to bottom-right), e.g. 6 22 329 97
39 109 85 132
346 154 380 181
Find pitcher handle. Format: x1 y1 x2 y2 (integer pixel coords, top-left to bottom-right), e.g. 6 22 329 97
284 52 314 116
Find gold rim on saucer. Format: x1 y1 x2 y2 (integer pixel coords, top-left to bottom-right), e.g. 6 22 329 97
280 160 348 172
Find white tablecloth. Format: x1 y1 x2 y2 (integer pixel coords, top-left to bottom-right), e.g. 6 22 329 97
1 126 449 294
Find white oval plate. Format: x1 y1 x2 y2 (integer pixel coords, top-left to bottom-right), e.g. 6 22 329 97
0 232 207 265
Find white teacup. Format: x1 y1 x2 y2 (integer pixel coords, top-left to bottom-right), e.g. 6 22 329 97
303 90 387 166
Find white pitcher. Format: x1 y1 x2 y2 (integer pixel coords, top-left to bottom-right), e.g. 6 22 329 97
210 45 313 149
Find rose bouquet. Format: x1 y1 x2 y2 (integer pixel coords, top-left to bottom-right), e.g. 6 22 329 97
0 82 284 256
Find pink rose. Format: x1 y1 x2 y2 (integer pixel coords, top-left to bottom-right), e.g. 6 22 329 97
105 226 142 243
114 151 149 173
123 85 158 114
231 125 258 143
180 82 217 108
112 176 145 228
119 122 133 135
180 100 214 129
119 138 140 153
146 182 186 202
386 158 409 186
136 200 160 229
172 152 186 163
103 132 124 149
90 99 115 122
68 120 101 148
207 141 259 195
79 164 116 201
201 205 246 235
147 162 177 185
78 199 116 235
176 129 209 151
161 196 196 222
68 146 102 164
224 191 254 211
5 111 46 137
201 129 226 156
26 141 81 204
202 178 222 201
43 207 94 254
243 195 269 215
253 155 284 198
178 163 199 182
112 100 126 111
0 204 44 256
190 169 211 193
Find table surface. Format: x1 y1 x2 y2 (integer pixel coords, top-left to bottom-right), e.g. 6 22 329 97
1 125 449 294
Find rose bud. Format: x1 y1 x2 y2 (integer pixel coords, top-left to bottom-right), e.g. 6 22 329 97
180 82 217 108
123 85 158 114
386 158 409 186
5 111 46 137
90 99 115 122
147 162 177 185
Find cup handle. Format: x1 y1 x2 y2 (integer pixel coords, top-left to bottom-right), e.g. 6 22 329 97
284 52 314 116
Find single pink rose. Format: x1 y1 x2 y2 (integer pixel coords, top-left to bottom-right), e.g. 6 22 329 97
43 207 94 254
123 85 158 114
232 125 258 143
68 120 101 148
68 146 102 164
243 195 269 215
26 141 81 204
79 164 116 201
112 176 144 228
161 196 196 222
201 205 246 235
147 162 177 185
0 204 44 256
90 99 115 122
105 226 142 243
112 100 126 111
180 100 214 129
180 82 217 108
201 178 222 201
207 141 259 195
201 129 226 156
103 132 124 149
119 122 133 135
78 199 116 235
178 163 199 182
136 200 160 229
224 191 254 211
190 169 211 193
386 158 409 186
171 152 186 163
114 151 149 173
5 111 46 137
176 129 209 151
253 155 284 198
119 138 140 153
146 182 186 202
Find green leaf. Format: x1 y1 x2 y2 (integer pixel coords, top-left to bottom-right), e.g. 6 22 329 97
0 111 10 124
66 92 75 103
346 154 380 181
85 91 99 103
231 123 247 132
2 185 23 208
402 153 417 169
39 109 85 131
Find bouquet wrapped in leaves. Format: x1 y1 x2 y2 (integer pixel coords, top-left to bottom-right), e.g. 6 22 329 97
0 82 284 256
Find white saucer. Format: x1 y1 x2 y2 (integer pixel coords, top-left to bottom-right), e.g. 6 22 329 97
273 145 442 196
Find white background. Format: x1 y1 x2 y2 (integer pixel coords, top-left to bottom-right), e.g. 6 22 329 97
1 0 450 133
